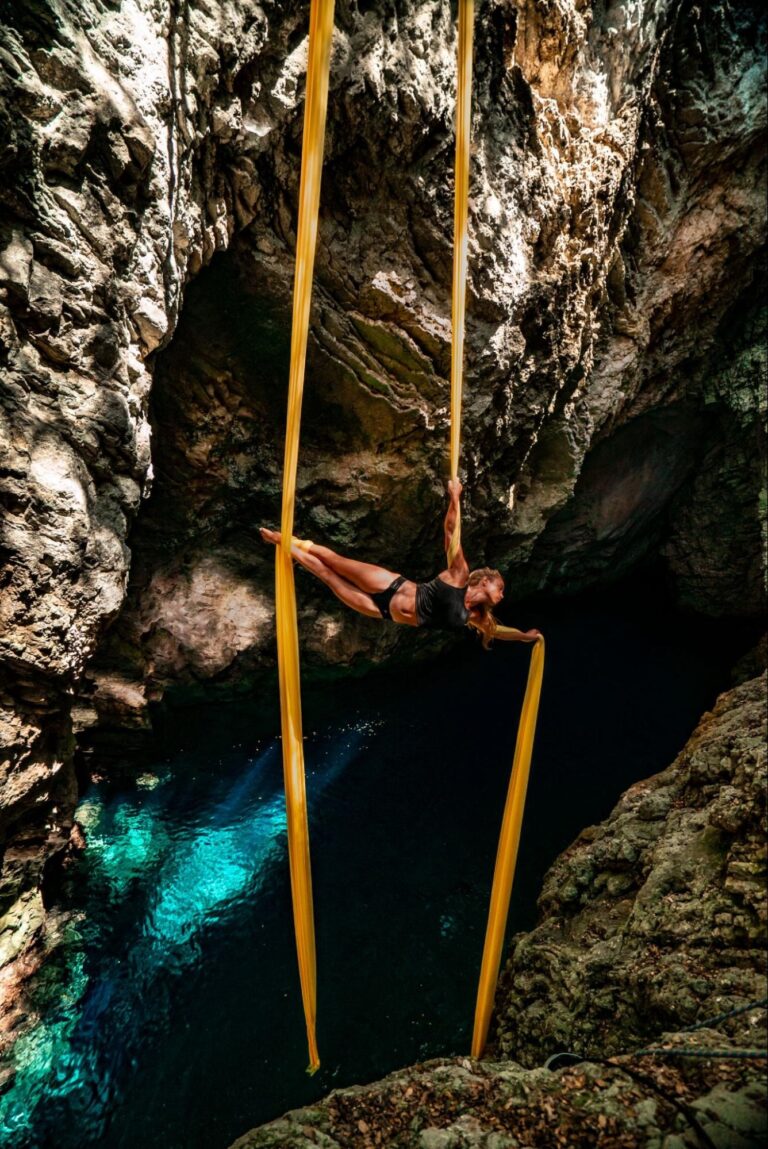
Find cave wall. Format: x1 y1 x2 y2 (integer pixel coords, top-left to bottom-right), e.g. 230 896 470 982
75 0 768 739
1 1 765 988
0 0 305 979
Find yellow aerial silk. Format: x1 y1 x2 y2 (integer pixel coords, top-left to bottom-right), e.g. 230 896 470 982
448 0 473 567
448 0 546 1059
470 629 545 1057
275 0 335 1075
275 0 544 1073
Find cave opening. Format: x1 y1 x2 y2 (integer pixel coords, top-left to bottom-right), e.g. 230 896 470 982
2 0 766 1144
13 212 761 1149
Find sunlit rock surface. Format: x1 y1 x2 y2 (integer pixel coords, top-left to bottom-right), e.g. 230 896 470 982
79 0 767 725
1 0 270 984
0 0 765 1065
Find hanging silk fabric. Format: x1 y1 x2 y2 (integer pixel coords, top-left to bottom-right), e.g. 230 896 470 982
275 0 335 1075
447 0 547 1059
447 0 473 566
470 628 545 1057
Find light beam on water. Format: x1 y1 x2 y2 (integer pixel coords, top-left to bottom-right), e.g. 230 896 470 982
0 723 375 1147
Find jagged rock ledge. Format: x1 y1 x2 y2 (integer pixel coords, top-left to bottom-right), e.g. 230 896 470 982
229 665 767 1147
229 1051 766 1149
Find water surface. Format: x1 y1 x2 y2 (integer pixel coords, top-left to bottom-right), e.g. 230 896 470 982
0 577 754 1149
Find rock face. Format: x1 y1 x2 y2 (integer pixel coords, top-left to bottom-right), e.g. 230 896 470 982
229 1052 768 1149
229 666 767 1148
0 0 765 1052
77 0 768 738
493 666 768 1064
0 0 272 976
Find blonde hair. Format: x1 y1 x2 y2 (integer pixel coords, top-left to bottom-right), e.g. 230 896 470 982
466 567 503 650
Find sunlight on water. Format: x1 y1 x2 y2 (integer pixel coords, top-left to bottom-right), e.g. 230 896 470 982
0 721 380 1148
78 795 171 898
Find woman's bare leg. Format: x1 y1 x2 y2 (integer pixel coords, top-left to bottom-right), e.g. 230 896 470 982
260 529 381 618
260 530 399 593
307 543 400 593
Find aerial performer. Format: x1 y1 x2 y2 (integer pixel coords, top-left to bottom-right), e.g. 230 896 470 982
261 479 541 646
270 0 544 1073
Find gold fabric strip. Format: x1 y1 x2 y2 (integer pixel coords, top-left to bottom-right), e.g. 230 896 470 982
448 0 547 1059
471 635 545 1057
275 0 335 1075
448 0 474 566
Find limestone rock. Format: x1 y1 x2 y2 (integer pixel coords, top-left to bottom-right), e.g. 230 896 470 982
78 0 767 722
229 1053 767 1147
493 671 767 1063
0 669 75 978
0 0 282 976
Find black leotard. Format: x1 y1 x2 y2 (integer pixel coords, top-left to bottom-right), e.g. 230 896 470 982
371 576 406 621
415 576 469 630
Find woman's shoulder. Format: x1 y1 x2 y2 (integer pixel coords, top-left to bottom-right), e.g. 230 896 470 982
435 571 468 589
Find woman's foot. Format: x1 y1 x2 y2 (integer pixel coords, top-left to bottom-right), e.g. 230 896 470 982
260 528 315 552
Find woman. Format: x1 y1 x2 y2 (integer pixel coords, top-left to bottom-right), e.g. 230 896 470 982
260 480 541 647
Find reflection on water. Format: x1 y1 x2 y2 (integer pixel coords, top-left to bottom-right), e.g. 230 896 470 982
0 576 755 1149
0 724 378 1148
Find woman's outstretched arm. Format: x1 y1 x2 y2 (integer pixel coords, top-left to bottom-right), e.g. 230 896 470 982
492 625 542 642
442 479 469 584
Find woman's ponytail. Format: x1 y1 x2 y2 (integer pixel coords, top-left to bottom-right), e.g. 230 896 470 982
466 568 503 650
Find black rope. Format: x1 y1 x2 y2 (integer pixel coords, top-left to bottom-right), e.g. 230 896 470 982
634 997 768 1060
540 997 768 1149
635 1048 768 1060
678 997 768 1036
587 1056 719 1149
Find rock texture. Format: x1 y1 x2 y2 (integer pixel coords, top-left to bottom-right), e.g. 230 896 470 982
79 0 767 735
228 666 767 1148
493 666 768 1064
229 1052 768 1149
0 0 273 976
0 0 765 1053
230 1052 767 1149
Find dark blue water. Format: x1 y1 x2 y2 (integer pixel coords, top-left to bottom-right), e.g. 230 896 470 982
0 578 755 1149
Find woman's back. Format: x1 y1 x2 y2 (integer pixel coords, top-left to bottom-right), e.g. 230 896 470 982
415 576 469 630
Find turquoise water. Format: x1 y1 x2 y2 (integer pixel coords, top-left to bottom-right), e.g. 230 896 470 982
0 723 375 1147
0 578 755 1149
